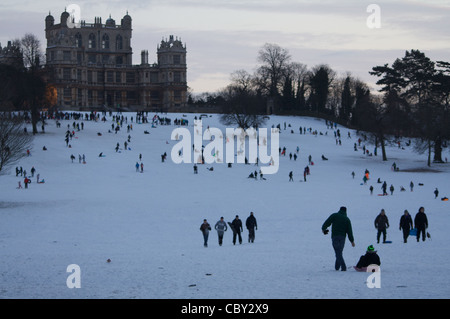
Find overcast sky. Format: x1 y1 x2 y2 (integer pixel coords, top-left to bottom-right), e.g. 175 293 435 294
1 0 449 94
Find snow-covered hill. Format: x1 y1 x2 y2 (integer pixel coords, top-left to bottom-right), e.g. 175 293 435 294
0 112 448 299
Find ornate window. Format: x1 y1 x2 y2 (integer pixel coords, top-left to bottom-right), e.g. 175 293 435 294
116 35 123 50
88 34 96 49
75 33 82 48
102 34 110 49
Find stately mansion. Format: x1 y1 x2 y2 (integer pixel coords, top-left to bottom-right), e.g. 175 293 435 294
45 10 187 111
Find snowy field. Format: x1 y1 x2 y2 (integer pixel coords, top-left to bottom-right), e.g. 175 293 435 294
0 112 449 299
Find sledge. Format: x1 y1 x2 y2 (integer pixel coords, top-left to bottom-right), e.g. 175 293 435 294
353 265 380 272
410 228 417 236
441 197 448 201
37 180 45 184
382 240 392 244
377 194 388 196
353 266 367 272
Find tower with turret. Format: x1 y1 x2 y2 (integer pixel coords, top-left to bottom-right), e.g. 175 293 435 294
157 35 187 111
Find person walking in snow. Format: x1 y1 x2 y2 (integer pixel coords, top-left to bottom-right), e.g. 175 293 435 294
434 188 439 199
390 184 395 195
215 217 228 246
410 181 414 192
321 206 355 271
375 209 389 243
246 212 258 243
231 215 243 245
200 219 211 247
289 171 294 182
414 207 428 242
24 177 30 189
135 162 139 172
399 210 413 243
381 181 388 195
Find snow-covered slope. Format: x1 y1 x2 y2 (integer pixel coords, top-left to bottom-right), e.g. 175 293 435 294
0 112 448 299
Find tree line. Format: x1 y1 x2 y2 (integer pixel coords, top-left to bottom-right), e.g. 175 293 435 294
189 44 449 166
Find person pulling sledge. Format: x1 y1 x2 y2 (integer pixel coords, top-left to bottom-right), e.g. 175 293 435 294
321 206 355 271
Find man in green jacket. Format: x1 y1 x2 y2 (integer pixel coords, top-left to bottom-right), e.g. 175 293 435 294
322 206 355 271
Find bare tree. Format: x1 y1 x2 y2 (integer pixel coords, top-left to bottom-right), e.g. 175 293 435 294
0 115 33 175
256 43 291 99
19 33 44 70
230 70 254 94
219 72 267 130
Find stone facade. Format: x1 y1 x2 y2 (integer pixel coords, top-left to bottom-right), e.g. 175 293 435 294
0 41 23 68
45 10 187 111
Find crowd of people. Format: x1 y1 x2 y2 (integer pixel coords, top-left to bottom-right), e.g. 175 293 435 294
200 212 258 247
321 205 430 271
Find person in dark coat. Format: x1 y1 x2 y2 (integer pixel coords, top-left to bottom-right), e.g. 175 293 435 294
375 209 389 243
355 245 381 270
231 215 243 245
321 206 355 271
399 210 413 243
434 188 439 199
381 181 388 195
200 219 211 247
414 207 428 242
246 212 258 243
